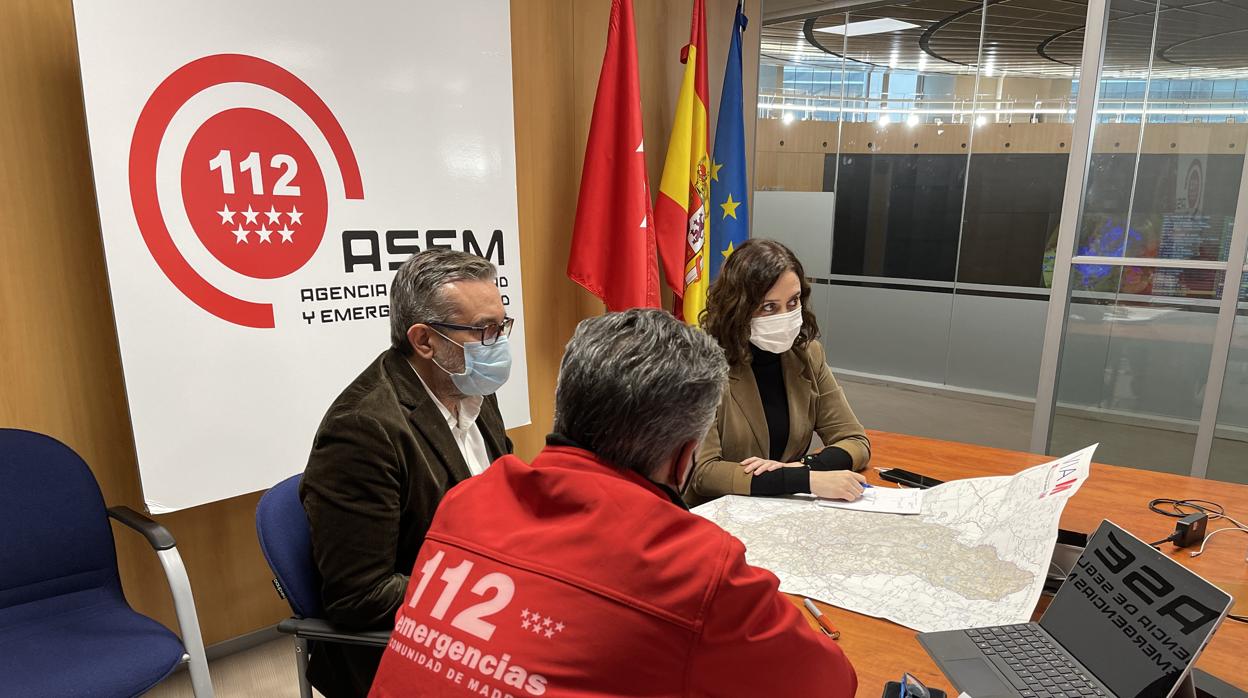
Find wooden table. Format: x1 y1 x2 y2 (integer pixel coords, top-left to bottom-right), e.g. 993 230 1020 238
786 430 1248 698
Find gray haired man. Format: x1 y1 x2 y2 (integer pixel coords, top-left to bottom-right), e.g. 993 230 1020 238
368 308 857 697
300 248 515 698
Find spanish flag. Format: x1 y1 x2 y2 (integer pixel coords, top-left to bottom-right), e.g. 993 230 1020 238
656 0 709 324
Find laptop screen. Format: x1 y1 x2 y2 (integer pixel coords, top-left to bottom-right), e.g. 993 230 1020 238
1041 520 1232 698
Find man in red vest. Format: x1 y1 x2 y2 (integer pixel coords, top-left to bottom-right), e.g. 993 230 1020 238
369 309 857 697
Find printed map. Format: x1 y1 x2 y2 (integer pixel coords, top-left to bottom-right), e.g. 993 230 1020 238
691 446 1096 632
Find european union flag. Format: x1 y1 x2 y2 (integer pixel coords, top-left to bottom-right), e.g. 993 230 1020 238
709 1 749 280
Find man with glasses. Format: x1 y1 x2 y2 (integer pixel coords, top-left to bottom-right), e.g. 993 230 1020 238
300 249 515 698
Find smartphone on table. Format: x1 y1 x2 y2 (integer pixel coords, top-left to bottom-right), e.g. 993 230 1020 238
877 468 944 489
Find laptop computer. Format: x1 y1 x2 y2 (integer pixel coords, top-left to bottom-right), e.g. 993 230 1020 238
919 520 1233 698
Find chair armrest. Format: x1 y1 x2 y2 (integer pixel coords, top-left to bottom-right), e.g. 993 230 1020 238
107 505 213 696
277 617 391 648
108 506 176 551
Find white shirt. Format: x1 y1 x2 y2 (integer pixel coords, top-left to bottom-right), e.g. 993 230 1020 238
411 367 492 476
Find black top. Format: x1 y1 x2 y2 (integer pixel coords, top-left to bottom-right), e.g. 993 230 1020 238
746 345 855 497
750 345 789 461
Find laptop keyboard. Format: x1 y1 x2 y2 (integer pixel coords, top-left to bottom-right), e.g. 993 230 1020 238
966 624 1109 697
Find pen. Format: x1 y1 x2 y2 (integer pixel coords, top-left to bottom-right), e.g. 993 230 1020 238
802 597 841 640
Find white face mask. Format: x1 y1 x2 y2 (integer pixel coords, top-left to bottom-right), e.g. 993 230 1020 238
749 305 803 354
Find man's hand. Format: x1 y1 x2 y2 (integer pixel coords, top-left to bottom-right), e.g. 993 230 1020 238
742 457 804 475
810 470 867 501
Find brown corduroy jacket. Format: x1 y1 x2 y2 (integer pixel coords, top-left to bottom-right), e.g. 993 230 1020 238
686 339 870 506
299 348 511 698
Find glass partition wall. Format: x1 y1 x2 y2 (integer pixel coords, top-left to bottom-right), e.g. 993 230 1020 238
755 0 1248 482
756 0 1078 451
1035 0 1248 483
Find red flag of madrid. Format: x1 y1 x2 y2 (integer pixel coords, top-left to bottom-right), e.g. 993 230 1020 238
567 0 660 311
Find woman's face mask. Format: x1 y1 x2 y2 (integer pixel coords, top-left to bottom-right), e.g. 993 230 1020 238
748 305 802 354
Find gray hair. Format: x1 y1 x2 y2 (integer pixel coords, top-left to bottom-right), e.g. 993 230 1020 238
553 309 728 477
390 249 496 355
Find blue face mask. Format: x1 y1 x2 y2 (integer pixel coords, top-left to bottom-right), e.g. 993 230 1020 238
432 333 512 396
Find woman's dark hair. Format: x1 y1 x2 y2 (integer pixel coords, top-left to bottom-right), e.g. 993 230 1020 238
699 238 819 367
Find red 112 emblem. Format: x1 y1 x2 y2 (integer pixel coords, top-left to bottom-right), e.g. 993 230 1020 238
183 108 328 279
130 54 363 328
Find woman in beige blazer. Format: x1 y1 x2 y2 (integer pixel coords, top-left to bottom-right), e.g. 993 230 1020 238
686 239 870 506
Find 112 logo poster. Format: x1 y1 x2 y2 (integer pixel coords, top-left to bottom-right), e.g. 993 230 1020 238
73 1 529 511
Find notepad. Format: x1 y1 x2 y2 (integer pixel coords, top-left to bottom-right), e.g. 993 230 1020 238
816 486 923 515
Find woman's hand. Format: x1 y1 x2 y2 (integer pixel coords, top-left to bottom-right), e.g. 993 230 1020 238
810 470 867 501
741 457 804 475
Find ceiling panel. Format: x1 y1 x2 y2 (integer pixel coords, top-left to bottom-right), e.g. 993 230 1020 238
760 0 1248 78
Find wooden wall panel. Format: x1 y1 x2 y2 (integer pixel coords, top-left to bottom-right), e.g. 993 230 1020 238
1139 123 1248 156
756 118 1246 192
754 150 826 192
971 122 1072 155
1 0 762 646
506 0 585 459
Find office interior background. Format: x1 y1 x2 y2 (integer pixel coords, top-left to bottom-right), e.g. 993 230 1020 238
3 0 1247 694
755 0 1248 486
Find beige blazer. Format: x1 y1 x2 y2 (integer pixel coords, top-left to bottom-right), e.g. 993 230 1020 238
686 339 870 505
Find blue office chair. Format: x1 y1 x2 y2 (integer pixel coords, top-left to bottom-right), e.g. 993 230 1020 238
0 428 213 697
256 474 388 698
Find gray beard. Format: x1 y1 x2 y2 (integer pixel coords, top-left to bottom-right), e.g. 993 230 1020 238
431 344 468 401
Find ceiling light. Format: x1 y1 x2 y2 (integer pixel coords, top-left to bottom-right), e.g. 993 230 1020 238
907 113 920 127
782 112 796 125
918 54 928 72
879 114 892 126
983 60 995 77
975 115 987 127
816 18 920 37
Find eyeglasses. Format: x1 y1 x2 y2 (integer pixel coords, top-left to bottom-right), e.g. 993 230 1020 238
899 673 930 698
427 317 515 346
